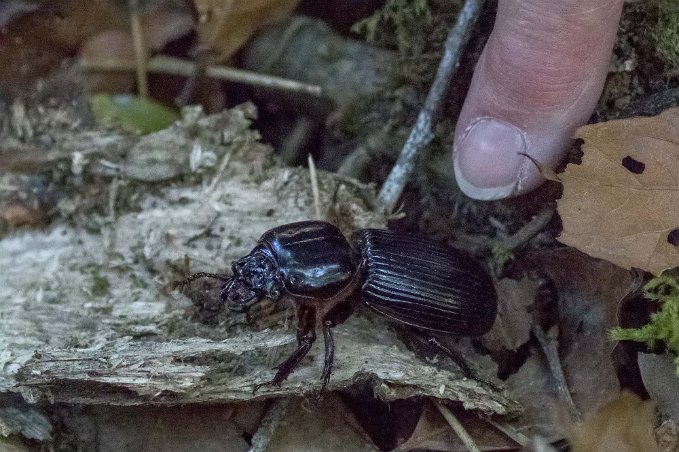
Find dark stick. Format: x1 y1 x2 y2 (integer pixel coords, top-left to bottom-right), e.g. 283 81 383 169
533 325 582 422
377 0 485 211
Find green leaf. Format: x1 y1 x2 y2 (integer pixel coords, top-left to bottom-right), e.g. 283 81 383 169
90 94 179 134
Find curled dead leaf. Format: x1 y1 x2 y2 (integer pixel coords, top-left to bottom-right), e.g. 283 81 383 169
570 391 658 452
193 0 300 60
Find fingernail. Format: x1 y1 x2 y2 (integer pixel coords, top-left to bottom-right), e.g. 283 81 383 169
454 118 529 200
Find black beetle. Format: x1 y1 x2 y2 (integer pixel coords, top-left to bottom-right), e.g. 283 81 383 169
174 221 497 390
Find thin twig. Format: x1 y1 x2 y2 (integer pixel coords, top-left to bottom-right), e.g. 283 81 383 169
280 117 313 165
185 214 220 245
81 55 322 97
207 145 235 193
308 154 322 220
249 398 290 452
338 130 389 179
128 0 148 98
501 205 555 251
434 401 481 452
377 0 485 212
532 325 582 423
486 418 530 447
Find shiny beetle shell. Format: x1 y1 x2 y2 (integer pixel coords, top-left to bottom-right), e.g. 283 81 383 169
259 221 356 300
353 228 497 335
175 221 499 389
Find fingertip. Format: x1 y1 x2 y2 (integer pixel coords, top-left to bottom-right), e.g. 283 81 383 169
451 0 624 200
453 118 544 200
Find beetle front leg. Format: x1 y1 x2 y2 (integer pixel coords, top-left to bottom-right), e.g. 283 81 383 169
254 306 317 391
296 305 315 344
320 320 334 391
256 329 316 391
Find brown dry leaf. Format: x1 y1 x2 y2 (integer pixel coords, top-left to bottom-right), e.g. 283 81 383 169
193 0 300 60
570 391 658 452
504 350 570 442
482 277 539 352
0 0 125 90
521 248 643 417
502 249 642 442
558 107 679 275
266 394 377 452
393 403 455 452
70 405 250 452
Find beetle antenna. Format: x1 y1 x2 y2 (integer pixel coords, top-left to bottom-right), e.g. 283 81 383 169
172 272 231 291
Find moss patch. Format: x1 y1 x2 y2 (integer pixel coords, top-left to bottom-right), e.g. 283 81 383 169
611 274 679 374
90 272 110 297
352 0 432 55
656 0 679 71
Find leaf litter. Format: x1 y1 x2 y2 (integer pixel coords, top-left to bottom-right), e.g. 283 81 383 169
2 1 678 450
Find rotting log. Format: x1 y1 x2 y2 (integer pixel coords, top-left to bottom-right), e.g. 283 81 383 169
0 104 519 417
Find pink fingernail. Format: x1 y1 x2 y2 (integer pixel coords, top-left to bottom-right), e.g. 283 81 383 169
454 118 530 200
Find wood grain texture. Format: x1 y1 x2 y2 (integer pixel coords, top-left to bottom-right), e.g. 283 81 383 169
0 105 517 415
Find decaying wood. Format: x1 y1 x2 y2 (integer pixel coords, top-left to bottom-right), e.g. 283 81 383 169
0 104 518 416
17 315 514 414
0 395 51 441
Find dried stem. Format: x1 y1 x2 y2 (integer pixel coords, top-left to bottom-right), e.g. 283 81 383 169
207 145 235 193
248 398 291 452
377 0 485 212
486 418 530 447
501 205 555 251
128 0 148 98
434 401 481 452
308 154 322 220
81 55 322 97
533 325 582 423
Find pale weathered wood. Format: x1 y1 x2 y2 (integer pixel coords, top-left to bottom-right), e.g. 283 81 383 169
17 315 515 414
0 105 518 416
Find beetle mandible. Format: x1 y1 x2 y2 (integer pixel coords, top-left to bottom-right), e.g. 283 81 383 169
174 221 497 390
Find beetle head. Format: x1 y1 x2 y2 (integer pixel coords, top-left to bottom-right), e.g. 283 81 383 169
222 247 282 312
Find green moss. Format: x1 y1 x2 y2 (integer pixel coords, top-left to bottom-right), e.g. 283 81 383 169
352 0 432 56
610 274 679 374
64 336 81 349
656 0 679 71
491 243 513 270
90 272 110 297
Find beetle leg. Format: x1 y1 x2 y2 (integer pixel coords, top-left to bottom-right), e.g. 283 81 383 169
296 305 315 344
260 329 317 389
317 300 353 392
320 320 334 391
254 306 317 391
